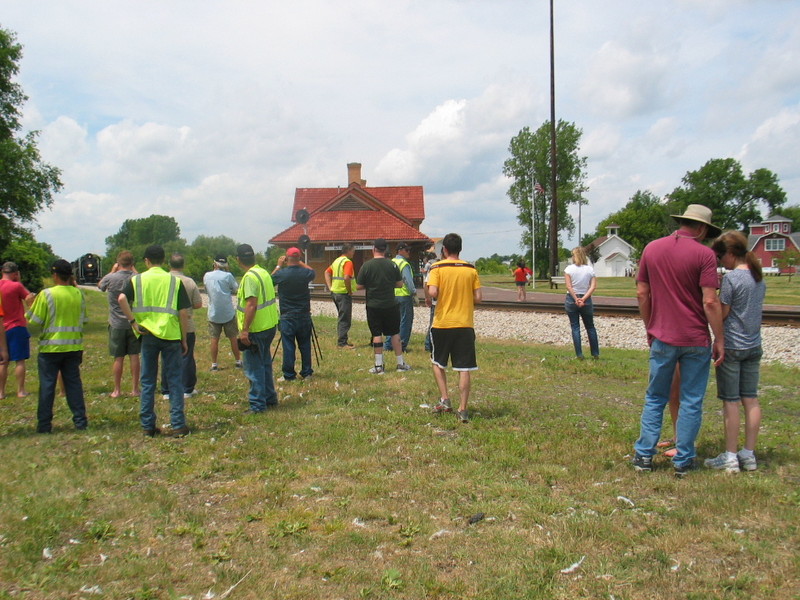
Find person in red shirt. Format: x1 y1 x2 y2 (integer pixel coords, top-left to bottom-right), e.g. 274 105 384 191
0 262 35 398
513 261 532 302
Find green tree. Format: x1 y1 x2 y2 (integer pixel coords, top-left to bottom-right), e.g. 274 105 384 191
503 120 587 278
667 159 786 232
0 233 57 292
584 190 673 259
183 234 239 282
0 27 63 258
780 205 800 232
104 214 185 272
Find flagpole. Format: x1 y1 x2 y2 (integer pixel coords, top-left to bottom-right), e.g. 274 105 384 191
531 176 536 290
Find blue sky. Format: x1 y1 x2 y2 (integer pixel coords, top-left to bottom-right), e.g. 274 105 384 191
4 0 799 261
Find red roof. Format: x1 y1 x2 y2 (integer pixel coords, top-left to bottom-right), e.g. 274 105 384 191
270 183 430 244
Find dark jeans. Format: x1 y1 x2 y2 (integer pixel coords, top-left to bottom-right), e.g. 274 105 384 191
242 327 278 411
332 293 352 346
160 332 197 395
37 351 87 432
565 295 599 358
280 314 313 380
140 335 185 431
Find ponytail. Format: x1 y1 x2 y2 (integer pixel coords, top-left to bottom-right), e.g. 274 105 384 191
711 231 762 282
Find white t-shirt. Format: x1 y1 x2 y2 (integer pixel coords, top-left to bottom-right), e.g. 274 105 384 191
564 263 595 295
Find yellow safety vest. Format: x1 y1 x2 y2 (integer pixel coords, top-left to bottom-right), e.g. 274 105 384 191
131 267 182 340
237 265 279 333
329 255 352 294
27 286 86 352
392 256 412 297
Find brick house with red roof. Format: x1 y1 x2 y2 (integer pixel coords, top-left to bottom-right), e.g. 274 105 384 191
269 163 433 284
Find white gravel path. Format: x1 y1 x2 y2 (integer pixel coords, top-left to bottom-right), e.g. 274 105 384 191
308 300 800 367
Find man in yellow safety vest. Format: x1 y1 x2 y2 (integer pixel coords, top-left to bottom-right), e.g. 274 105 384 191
27 259 88 433
119 245 191 437
324 243 356 349
236 243 279 413
384 242 416 353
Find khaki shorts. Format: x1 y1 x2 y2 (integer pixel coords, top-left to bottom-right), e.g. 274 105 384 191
208 317 239 339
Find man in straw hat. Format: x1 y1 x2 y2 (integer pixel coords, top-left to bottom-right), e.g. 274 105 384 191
632 204 725 477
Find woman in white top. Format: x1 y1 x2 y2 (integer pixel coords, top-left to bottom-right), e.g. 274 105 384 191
564 247 599 359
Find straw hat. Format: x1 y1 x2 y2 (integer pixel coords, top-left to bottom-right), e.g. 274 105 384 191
670 204 721 239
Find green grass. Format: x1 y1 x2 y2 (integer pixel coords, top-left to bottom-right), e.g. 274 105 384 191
0 289 798 599
481 275 800 305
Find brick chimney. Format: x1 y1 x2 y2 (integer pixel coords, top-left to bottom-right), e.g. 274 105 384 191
347 162 366 187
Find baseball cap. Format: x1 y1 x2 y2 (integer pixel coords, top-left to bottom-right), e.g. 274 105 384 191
236 244 255 259
397 242 410 251
373 238 387 252
286 247 302 257
213 255 228 266
51 259 73 278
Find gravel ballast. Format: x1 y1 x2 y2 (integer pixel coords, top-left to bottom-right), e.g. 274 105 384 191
308 301 799 367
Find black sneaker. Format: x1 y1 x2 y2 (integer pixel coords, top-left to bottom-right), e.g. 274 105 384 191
674 460 697 478
632 453 652 472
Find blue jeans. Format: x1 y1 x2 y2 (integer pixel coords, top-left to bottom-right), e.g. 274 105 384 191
332 293 352 346
37 351 87 432
280 314 313 380
140 335 185 431
160 331 197 395
564 295 599 358
243 327 278 411
634 338 712 466
385 295 414 351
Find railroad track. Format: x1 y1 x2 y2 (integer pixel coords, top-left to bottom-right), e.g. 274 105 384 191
309 292 799 327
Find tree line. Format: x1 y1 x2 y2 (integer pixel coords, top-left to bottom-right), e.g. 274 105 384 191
503 122 799 276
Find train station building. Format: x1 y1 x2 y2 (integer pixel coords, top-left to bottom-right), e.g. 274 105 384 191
269 163 433 285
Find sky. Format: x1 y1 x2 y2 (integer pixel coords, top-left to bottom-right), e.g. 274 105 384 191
4 0 799 262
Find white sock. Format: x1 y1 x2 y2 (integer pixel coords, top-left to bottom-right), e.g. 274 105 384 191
396 355 405 366
739 448 754 458
375 354 384 367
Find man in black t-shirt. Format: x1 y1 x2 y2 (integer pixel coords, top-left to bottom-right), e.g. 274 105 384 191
356 239 411 374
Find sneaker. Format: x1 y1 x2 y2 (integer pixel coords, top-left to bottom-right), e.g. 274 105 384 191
396 363 412 372
432 398 452 413
162 394 170 400
704 452 740 473
210 364 219 372
143 427 161 437
737 450 758 472
674 460 697 478
631 453 652 472
234 360 243 369
457 410 469 423
369 365 385 375
338 343 356 350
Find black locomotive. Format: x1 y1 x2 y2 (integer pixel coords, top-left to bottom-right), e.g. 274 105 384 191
72 253 103 285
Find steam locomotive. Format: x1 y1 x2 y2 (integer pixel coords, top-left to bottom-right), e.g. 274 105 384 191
72 253 103 285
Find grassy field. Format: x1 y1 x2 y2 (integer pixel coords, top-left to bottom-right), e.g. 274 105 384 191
481 275 800 305
0 289 798 599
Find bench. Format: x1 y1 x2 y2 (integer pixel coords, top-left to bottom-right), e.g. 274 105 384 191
549 276 565 289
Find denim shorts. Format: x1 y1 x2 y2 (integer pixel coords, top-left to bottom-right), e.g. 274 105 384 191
715 346 763 401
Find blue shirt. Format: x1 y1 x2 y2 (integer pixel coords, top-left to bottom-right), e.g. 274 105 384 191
203 269 239 324
271 265 316 316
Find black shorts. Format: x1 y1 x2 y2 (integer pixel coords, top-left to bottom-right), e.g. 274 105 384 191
366 305 401 338
431 327 477 371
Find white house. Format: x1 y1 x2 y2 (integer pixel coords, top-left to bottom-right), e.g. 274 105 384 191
584 225 635 277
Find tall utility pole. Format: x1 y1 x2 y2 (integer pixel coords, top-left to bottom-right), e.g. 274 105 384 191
547 0 559 276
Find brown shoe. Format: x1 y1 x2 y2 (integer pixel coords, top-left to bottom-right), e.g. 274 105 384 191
168 426 191 438
143 427 161 437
